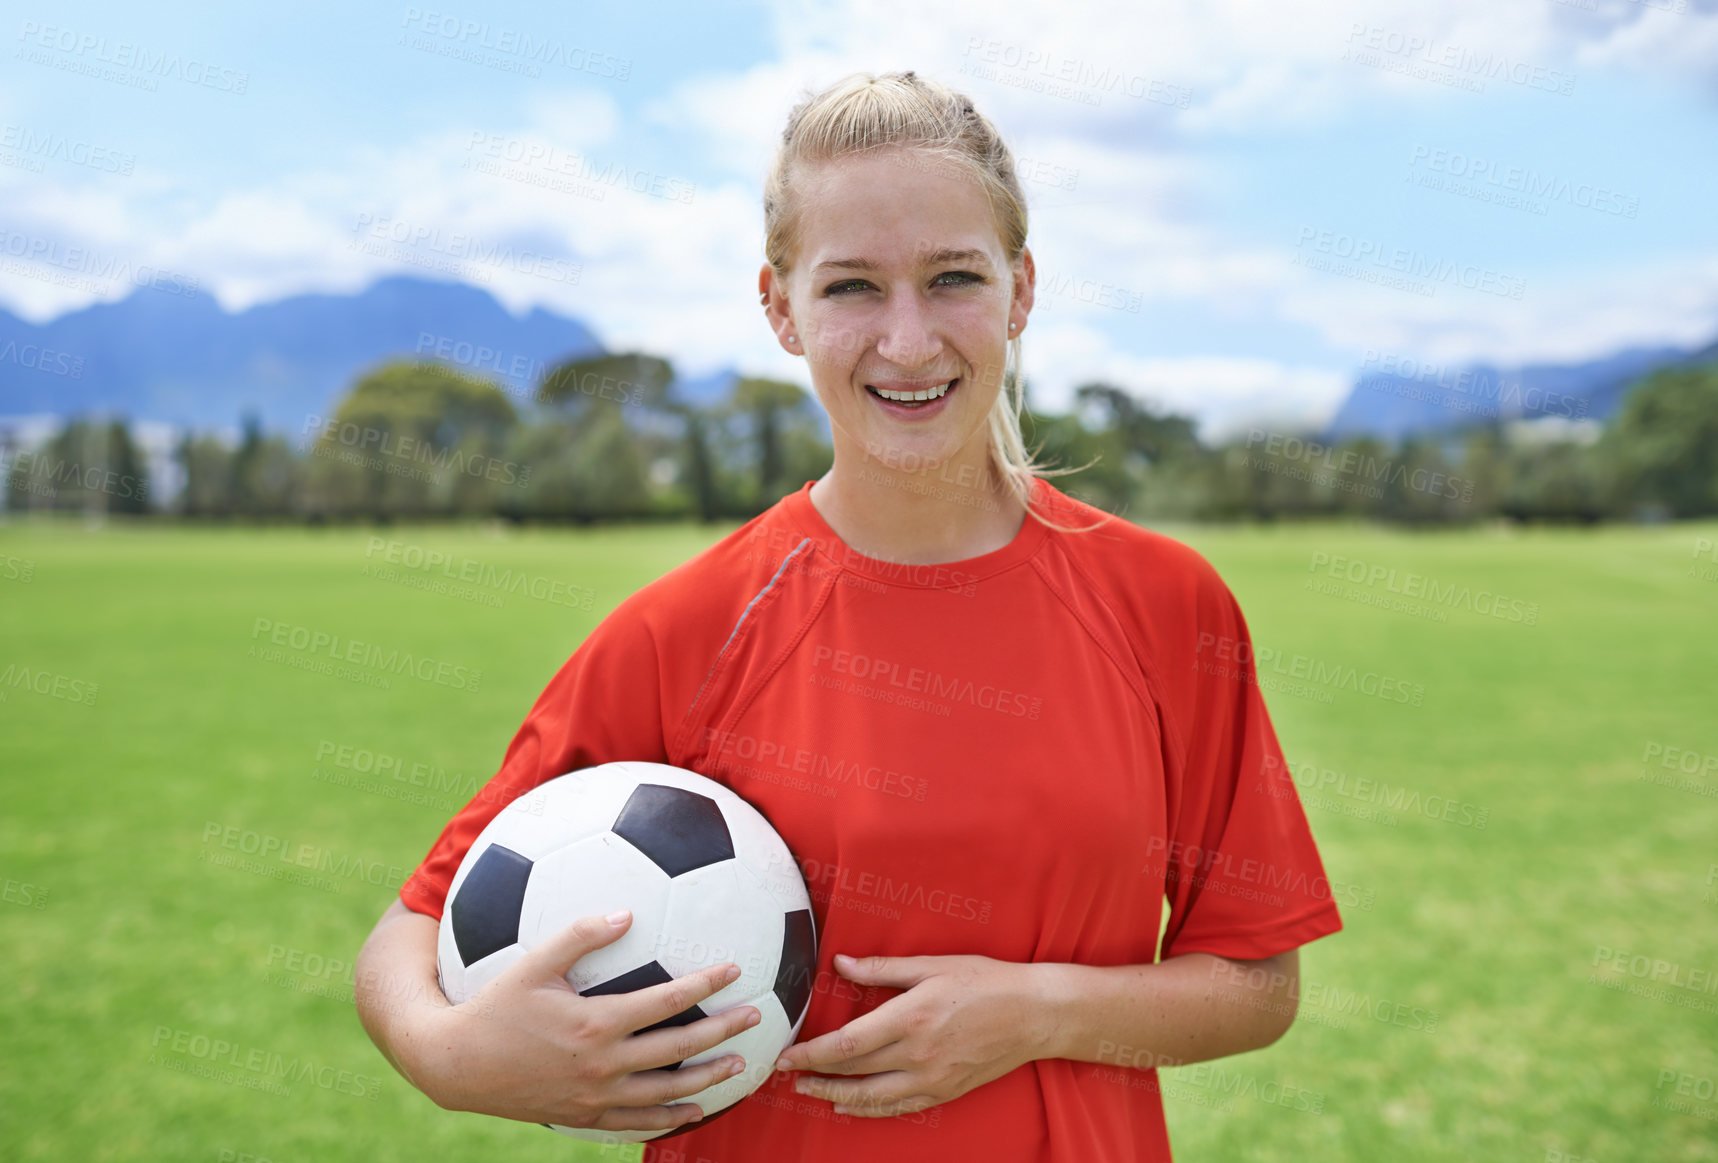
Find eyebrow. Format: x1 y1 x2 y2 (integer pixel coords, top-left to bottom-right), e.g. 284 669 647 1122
813 247 993 274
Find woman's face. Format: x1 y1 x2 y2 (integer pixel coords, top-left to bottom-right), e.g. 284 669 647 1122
764 146 1033 479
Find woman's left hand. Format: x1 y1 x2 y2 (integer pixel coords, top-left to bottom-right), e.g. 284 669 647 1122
771 952 1056 1118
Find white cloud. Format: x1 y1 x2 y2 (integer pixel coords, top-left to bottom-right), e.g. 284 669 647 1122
0 0 1713 439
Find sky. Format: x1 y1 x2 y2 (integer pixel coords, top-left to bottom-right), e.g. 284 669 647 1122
2 0 1716 437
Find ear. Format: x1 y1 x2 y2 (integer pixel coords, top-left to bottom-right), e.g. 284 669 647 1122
759 263 799 354
1009 247 1035 336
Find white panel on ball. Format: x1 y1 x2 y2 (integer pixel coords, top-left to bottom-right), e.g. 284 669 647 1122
657 860 785 1012
518 834 674 993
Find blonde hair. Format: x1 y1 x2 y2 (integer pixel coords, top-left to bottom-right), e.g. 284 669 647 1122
763 69 1108 534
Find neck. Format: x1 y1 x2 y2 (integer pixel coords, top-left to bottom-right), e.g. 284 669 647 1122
809 440 1028 566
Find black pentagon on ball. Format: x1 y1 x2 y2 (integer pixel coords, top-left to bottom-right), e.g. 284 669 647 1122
579 960 708 1070
613 783 735 877
773 909 817 1027
450 844 534 967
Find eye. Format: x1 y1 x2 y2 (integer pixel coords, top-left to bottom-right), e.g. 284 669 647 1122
824 279 871 295
934 271 985 287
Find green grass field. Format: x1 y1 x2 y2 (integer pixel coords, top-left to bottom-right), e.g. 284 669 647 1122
2 514 1715 1162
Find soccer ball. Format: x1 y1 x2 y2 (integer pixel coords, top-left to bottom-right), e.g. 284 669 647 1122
436 761 818 1143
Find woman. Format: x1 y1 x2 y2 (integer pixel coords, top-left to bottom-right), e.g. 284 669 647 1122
354 70 1342 1162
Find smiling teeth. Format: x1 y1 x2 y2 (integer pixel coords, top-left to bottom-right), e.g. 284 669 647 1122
873 380 953 402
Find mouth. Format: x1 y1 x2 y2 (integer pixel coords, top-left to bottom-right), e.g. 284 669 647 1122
864 378 959 411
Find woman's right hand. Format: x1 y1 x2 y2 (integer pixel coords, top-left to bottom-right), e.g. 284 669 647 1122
412 910 762 1134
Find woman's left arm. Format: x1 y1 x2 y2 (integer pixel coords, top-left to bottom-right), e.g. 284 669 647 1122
775 948 1301 1118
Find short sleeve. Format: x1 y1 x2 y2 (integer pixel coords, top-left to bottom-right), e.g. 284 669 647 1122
1156 570 1344 962
398 603 669 921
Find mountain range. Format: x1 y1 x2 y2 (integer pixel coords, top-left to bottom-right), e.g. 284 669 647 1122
1 274 1710 443
1321 336 1717 443
0 276 618 434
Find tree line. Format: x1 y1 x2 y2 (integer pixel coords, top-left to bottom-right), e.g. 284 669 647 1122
5 350 1716 524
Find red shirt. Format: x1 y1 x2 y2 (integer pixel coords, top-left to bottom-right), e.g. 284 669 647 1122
400 476 1343 1162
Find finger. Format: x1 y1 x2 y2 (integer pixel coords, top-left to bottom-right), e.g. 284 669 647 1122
526 910 635 979
798 1070 917 1111
833 952 938 989
612 1053 748 1108
588 1101 706 1134
775 1005 901 1071
615 1000 761 1074
786 1041 904 1076
597 959 743 1038
837 1093 938 1119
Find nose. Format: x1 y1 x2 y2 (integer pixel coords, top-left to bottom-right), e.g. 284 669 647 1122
871 289 944 373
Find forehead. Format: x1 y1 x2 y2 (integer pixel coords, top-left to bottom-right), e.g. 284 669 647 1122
792 147 1003 272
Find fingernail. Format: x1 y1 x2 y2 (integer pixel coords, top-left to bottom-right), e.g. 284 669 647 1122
723 963 740 983
728 1058 745 1076
605 909 630 926
746 1008 761 1027
774 1056 791 1071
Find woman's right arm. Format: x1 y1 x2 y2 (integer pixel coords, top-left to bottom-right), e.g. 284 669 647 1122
353 897 764 1134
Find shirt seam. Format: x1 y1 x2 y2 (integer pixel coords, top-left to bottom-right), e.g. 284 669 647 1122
1162 897 1344 958
1051 544 1195 780
1026 545 1185 759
